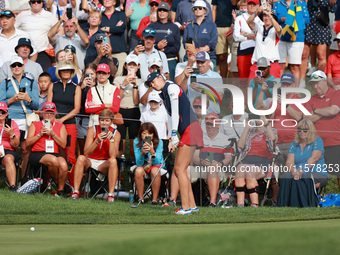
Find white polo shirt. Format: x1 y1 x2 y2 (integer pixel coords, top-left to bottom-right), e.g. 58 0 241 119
0 28 37 63
251 23 281 64
15 9 58 52
140 107 169 140
219 113 248 141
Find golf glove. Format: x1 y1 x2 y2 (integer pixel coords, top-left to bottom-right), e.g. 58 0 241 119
171 130 179 147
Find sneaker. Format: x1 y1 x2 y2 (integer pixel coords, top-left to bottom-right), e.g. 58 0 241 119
151 200 158 205
174 207 192 215
250 204 259 208
71 191 80 200
168 200 176 207
9 185 17 192
190 207 199 212
55 190 68 198
306 66 317 76
107 195 114 203
209 203 217 208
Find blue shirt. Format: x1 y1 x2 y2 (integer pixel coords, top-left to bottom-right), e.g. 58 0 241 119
183 18 218 59
274 0 309 42
249 75 277 107
133 138 164 167
288 137 328 177
0 76 39 119
211 0 234 27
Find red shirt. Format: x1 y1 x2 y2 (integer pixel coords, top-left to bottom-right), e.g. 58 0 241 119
89 126 116 160
0 120 20 151
247 134 273 159
304 88 340 147
325 52 340 78
32 121 63 153
137 16 151 39
271 94 302 144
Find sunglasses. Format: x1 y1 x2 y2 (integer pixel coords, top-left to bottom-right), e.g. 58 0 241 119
193 105 202 109
30 1 43 4
150 3 158 7
0 110 7 115
297 129 308 133
144 28 156 34
193 7 204 11
1 10 13 16
258 67 267 71
44 105 55 110
11 63 23 68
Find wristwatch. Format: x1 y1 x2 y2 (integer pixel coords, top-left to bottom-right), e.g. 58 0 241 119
10 134 15 139
244 32 248 37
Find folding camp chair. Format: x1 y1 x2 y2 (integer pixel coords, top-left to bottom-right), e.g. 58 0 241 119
85 167 109 199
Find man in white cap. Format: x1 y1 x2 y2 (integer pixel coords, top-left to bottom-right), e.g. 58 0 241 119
325 32 340 90
304 70 340 191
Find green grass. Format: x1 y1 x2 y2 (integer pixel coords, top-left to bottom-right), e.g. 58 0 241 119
0 220 339 255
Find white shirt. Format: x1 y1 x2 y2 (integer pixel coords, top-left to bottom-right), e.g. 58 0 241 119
5 0 29 11
251 22 281 64
0 28 37 63
140 107 168 139
15 9 58 52
219 113 248 141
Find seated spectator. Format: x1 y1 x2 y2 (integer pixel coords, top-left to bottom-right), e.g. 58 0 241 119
183 0 218 68
249 57 277 107
72 109 121 202
25 102 68 197
193 113 233 207
85 63 120 127
113 54 142 159
48 11 89 71
0 101 20 191
15 0 58 72
235 115 277 207
48 50 79 84
179 51 224 114
247 5 282 79
38 72 52 111
136 0 160 39
133 122 164 204
132 28 169 81
192 96 209 125
47 60 81 186
0 37 42 81
278 119 328 207
325 32 340 90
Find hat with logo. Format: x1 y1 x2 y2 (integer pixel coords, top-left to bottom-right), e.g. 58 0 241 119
148 92 162 102
96 63 110 73
145 72 161 87
309 70 327 82
148 53 162 67
205 112 219 124
0 101 8 112
158 2 170 11
15 38 34 54
95 34 106 42
142 28 156 38
195 51 210 62
43 102 57 113
191 0 209 15
280 73 295 84
125 54 139 65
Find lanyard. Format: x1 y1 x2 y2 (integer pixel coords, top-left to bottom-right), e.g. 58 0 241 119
0 127 4 144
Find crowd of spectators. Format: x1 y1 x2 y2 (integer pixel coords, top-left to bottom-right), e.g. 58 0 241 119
0 0 340 209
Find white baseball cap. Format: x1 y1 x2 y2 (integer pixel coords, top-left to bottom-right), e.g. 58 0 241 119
10 56 23 66
125 54 139 65
309 70 327 82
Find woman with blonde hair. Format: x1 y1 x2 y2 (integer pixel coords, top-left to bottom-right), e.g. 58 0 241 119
278 119 328 207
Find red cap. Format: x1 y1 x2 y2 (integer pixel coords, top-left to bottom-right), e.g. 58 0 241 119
193 101 202 106
0 101 8 112
205 113 219 124
96 63 110 74
43 102 57 113
149 0 160 4
247 0 259 4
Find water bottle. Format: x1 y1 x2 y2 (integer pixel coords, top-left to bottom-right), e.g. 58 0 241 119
129 190 134 203
120 154 126 172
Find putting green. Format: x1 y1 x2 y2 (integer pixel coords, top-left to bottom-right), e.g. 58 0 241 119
0 219 338 255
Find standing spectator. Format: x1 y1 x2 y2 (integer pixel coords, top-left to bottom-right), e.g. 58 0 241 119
233 0 262 79
85 63 121 127
82 0 106 13
0 10 37 65
46 0 74 19
113 54 142 159
0 101 21 192
0 38 43 81
37 72 52 111
212 0 237 79
136 0 160 39
125 0 150 52
183 0 218 67
325 32 340 89
274 0 309 86
48 12 89 71
303 70 340 191
174 44 197 85
4 0 30 15
64 44 83 82
15 0 58 72
100 0 128 77
132 28 169 81
47 60 81 186
247 5 282 79
0 0 5 11
148 1 180 81
301 0 336 78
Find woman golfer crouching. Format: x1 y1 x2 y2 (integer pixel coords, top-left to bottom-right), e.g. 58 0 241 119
145 72 203 215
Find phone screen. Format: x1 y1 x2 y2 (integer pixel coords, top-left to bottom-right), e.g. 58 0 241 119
19 87 26 93
191 76 197 83
102 37 109 45
67 8 72 19
255 70 262 78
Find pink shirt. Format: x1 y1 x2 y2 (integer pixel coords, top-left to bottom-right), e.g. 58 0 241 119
0 120 20 151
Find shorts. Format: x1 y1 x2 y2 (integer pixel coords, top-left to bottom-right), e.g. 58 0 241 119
239 155 272 173
230 41 239 72
324 145 340 177
117 107 141 140
29 151 62 167
179 121 204 148
216 27 233 55
76 116 89 139
89 158 107 171
0 149 18 164
13 118 28 139
278 41 304 65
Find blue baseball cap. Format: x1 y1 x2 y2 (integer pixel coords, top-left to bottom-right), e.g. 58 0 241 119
145 72 161 88
64 45 76 54
142 28 156 38
280 73 295 84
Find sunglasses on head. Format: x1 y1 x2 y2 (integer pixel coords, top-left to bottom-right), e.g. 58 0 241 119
150 3 158 7
310 75 324 80
1 10 13 16
298 129 308 133
44 105 55 110
144 28 156 34
193 7 204 11
11 63 23 68
30 1 43 4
